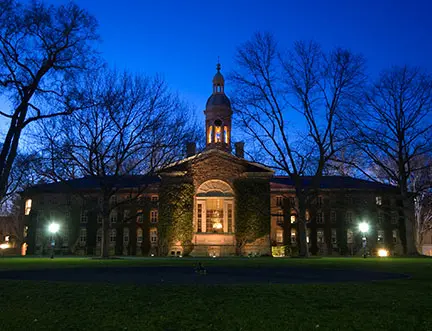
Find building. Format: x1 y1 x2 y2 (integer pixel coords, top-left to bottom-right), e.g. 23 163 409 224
21 64 407 257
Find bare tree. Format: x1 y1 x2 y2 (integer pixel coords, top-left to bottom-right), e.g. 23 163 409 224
343 66 432 254
0 0 99 202
230 32 365 256
35 69 197 257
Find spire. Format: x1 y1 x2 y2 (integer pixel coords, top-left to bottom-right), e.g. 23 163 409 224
213 59 224 94
216 56 221 72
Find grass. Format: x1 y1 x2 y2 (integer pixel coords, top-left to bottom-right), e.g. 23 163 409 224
0 257 431 330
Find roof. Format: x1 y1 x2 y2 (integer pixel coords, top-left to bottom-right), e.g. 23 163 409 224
22 175 160 195
271 176 398 191
206 93 231 108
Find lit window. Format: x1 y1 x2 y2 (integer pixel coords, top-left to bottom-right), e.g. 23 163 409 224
275 196 283 207
79 228 87 245
25 199 32 215
123 209 130 222
376 196 382 206
109 229 116 245
123 228 129 244
110 210 117 223
151 195 159 202
276 229 283 243
291 229 296 244
208 126 213 143
331 211 336 223
317 229 325 244
391 211 398 224
347 229 354 244
136 228 143 245
377 230 384 243
80 210 88 223
150 210 158 223
136 210 143 223
197 203 203 232
215 125 222 143
305 210 310 222
290 215 296 224
224 126 229 144
316 212 324 224
150 228 158 243
331 229 337 245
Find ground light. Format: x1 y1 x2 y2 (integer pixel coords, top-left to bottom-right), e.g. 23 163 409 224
48 222 60 259
358 222 369 258
378 249 389 257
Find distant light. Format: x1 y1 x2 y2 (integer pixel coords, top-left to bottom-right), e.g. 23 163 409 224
358 222 369 233
151 253 154 257
5 236 9 242
48 223 60 234
0 243 9 250
378 249 389 257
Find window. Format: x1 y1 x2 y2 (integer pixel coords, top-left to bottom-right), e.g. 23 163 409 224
290 215 296 224
150 228 157 243
96 228 102 244
208 126 213 144
215 125 222 143
392 229 398 243
206 199 224 233
197 203 203 232
123 209 131 223
80 210 88 223
317 229 325 244
62 225 69 247
289 197 295 207
347 229 354 244
151 195 159 202
227 203 233 233
291 229 296 244
98 196 103 207
305 210 310 222
123 228 129 244
345 211 353 224
391 211 398 224
136 228 143 245
66 196 72 206
376 196 382 206
276 211 283 225
378 211 384 225
97 214 103 224
150 210 158 223
306 229 310 244
345 195 352 205
331 229 337 245
79 228 87 245
377 230 384 243
25 199 32 215
110 210 117 224
110 195 117 205
331 210 336 223
276 196 283 207
276 229 283 243
136 210 143 223
35 228 42 245
317 196 323 207
316 212 324 224
109 229 116 246
224 126 229 144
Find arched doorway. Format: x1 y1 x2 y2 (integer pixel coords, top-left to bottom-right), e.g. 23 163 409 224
195 180 234 234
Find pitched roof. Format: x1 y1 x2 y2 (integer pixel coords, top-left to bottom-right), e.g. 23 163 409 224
22 175 160 195
271 176 398 191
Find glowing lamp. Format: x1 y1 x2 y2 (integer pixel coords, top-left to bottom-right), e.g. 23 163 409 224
378 249 389 257
48 223 60 234
212 222 223 230
358 222 369 234
0 243 9 250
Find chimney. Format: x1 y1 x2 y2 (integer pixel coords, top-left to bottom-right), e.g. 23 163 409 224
234 142 245 158
186 142 196 157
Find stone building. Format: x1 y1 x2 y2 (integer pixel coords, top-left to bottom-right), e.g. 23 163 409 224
21 64 407 257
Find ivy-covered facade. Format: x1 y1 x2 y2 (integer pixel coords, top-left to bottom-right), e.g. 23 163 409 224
21 64 407 257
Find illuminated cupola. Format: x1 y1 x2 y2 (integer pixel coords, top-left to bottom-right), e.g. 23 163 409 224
204 62 232 152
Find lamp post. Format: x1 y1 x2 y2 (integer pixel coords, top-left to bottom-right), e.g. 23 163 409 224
358 222 369 258
48 222 60 259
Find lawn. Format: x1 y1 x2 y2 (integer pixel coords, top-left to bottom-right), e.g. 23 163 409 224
0 257 431 331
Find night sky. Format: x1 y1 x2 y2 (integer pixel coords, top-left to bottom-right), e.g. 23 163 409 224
26 0 432 120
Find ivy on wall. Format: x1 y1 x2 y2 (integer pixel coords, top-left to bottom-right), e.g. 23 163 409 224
234 178 270 251
158 182 194 256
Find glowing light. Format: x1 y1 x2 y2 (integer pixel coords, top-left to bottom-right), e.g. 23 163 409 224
358 222 369 233
0 243 9 249
48 223 60 234
378 249 389 257
212 222 223 230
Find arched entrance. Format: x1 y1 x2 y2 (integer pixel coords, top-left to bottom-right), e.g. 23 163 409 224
193 180 236 256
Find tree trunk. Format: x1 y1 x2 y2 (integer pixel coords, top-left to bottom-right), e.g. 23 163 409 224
402 193 417 255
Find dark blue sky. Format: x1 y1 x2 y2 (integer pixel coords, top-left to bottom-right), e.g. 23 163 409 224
51 0 432 118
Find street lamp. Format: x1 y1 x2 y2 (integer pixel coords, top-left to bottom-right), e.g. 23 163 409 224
48 222 60 259
358 222 369 258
